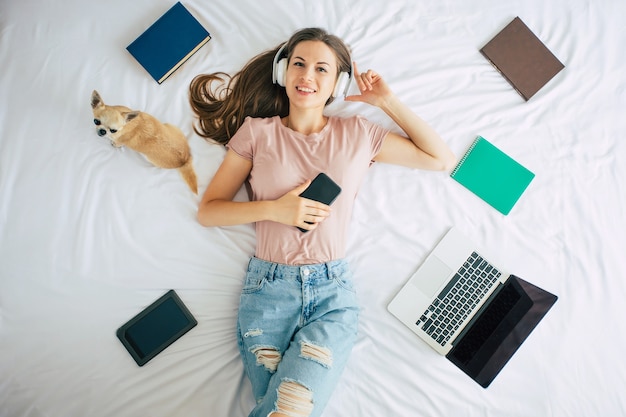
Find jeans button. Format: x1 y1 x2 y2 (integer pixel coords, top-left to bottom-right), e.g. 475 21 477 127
302 267 310 277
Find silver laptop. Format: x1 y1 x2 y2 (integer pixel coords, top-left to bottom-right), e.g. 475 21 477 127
388 227 557 387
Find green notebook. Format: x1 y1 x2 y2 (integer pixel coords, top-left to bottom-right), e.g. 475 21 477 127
450 136 535 215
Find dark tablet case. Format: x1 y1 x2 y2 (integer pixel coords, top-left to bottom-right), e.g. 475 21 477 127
480 16 564 100
117 289 197 366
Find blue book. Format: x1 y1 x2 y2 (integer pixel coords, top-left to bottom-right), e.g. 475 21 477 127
127 2 211 84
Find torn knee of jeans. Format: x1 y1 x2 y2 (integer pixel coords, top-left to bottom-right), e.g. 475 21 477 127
251 346 282 372
269 379 314 417
299 341 333 368
243 328 263 338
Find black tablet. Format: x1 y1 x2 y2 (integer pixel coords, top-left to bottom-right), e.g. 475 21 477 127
116 290 197 366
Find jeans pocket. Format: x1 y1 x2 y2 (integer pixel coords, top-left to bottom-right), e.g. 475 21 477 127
241 271 267 294
332 273 356 293
335 277 356 293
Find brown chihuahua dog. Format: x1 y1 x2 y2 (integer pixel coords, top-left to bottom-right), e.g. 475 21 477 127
91 90 197 194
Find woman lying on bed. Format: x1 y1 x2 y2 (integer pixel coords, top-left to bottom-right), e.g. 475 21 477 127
189 27 455 417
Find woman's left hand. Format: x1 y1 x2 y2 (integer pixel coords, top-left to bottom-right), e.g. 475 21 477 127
345 62 393 108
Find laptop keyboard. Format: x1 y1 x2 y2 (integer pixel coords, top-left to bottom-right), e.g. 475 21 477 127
415 252 502 347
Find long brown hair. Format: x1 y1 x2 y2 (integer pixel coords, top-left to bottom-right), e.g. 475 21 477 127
189 28 352 145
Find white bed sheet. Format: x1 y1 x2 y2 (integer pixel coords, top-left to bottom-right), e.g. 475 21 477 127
1 0 625 416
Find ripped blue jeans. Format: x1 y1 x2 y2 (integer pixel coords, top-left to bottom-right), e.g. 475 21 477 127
237 257 359 417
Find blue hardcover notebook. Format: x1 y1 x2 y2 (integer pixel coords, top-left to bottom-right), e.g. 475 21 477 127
127 2 211 84
450 136 535 215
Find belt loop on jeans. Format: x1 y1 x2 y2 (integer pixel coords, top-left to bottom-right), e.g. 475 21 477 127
323 261 333 280
266 262 277 282
321 262 329 280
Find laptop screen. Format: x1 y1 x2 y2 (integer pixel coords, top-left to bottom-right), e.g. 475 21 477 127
446 275 557 388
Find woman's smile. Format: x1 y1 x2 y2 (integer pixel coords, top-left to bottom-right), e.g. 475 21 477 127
285 40 337 107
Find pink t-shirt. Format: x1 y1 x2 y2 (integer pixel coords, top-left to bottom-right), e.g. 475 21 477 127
228 115 388 265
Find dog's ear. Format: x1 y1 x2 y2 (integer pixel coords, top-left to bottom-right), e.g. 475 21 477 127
91 90 104 109
124 111 140 122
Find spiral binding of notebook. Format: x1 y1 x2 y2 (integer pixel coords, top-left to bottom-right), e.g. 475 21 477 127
450 136 482 177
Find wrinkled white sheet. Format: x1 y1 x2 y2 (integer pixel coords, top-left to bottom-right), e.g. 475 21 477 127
1 0 625 416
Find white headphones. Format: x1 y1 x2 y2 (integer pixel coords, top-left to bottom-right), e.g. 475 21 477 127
272 42 353 98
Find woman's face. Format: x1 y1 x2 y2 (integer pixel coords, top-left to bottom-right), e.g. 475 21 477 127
285 40 338 110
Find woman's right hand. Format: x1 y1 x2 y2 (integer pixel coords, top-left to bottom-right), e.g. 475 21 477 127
271 180 331 231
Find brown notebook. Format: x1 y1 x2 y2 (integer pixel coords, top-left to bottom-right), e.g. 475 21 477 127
480 17 564 101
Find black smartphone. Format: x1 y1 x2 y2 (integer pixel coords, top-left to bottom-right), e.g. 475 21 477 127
297 173 342 232
116 290 197 366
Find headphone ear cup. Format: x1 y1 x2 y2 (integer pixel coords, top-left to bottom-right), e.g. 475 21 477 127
332 71 350 98
275 58 288 87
